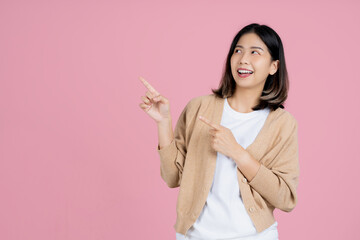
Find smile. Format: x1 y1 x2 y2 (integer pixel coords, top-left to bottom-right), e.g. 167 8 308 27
237 70 253 78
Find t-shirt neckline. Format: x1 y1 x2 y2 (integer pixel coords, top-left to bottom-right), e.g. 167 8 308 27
224 97 267 119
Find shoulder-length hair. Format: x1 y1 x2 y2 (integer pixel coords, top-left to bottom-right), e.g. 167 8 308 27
211 23 289 111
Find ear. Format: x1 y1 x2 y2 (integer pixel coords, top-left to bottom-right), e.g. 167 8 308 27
270 60 279 75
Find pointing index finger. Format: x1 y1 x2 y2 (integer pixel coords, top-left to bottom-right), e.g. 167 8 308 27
139 76 160 95
199 116 219 130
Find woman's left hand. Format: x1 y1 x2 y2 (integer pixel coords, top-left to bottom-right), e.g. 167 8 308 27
198 115 244 159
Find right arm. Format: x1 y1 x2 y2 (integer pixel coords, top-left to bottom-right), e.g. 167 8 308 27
138 76 189 188
157 118 174 152
157 102 189 188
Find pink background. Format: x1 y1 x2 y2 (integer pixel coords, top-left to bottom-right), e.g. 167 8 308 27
1 0 359 239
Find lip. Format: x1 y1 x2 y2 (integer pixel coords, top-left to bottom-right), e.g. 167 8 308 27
237 72 252 78
237 67 253 72
236 67 253 79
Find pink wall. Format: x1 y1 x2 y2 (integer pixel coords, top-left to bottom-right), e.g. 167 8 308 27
1 0 359 239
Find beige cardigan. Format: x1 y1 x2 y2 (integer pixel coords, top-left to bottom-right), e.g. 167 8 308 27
157 93 299 236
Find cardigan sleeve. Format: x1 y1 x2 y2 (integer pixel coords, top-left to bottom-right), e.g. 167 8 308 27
157 100 191 188
248 118 299 212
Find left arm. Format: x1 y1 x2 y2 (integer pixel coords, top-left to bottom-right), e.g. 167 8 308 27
199 115 299 212
231 149 260 182
231 120 299 212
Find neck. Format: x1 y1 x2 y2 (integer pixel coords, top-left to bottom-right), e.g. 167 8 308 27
227 88 262 113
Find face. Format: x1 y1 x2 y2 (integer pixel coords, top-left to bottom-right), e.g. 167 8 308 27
230 32 279 91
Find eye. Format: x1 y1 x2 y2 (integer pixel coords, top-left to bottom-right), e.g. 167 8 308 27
234 49 260 55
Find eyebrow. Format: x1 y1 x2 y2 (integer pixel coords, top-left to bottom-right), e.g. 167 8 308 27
235 45 264 51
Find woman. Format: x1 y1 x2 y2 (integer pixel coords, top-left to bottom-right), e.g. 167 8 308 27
139 23 299 240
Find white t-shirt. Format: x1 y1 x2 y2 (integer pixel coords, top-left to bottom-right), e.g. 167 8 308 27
176 97 278 240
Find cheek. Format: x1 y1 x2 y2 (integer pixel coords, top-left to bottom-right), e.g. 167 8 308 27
253 61 268 73
255 59 271 69
230 57 238 73
230 55 238 65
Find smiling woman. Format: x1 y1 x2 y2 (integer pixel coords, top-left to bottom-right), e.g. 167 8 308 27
139 23 298 240
212 23 288 113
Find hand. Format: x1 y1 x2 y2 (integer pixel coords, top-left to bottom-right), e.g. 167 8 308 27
139 76 171 123
198 115 244 159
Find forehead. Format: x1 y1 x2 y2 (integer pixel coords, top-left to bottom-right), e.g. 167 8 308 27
236 33 267 50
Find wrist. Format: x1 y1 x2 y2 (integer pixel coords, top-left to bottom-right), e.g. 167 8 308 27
157 117 172 126
231 144 247 166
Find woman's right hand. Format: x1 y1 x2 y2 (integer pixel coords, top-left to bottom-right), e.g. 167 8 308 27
139 76 171 123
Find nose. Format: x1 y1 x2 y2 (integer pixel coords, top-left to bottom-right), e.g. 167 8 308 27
238 51 250 64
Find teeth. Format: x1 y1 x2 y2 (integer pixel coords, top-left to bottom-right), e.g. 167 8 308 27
238 70 253 74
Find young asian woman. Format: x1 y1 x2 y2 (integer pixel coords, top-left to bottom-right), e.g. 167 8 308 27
139 23 299 240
